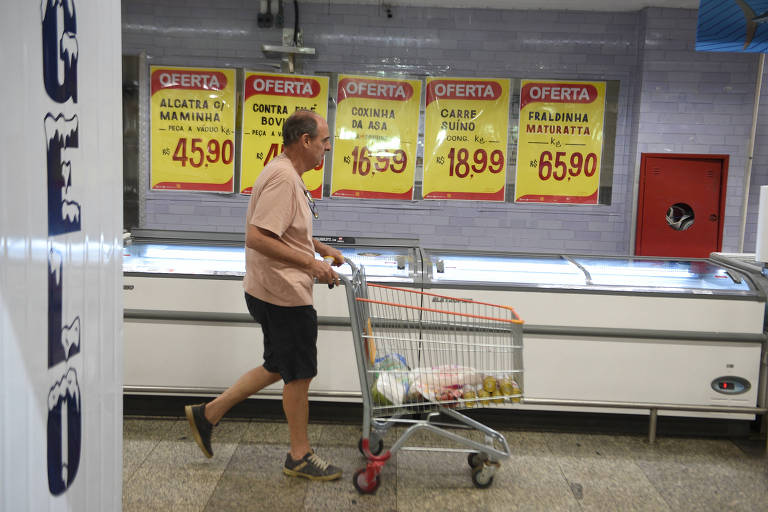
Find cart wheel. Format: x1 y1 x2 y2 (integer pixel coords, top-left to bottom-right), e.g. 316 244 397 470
358 436 384 456
353 468 380 494
471 464 496 489
467 452 487 468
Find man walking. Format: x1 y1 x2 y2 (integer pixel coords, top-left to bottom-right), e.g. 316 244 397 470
185 110 344 480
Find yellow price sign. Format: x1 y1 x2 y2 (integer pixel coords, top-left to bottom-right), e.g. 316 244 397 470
330 75 421 200
150 66 236 192
515 80 606 204
240 72 329 196
422 77 510 201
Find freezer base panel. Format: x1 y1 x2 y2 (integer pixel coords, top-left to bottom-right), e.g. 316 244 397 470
124 317 762 420
124 320 361 396
523 335 761 413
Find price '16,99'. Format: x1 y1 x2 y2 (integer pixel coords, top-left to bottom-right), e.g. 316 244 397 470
538 151 597 181
172 137 234 167
447 148 505 178
351 146 407 175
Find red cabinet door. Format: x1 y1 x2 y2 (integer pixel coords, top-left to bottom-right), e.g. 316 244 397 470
635 154 727 258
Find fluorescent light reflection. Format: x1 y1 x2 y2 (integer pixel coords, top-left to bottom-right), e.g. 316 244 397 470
369 137 401 153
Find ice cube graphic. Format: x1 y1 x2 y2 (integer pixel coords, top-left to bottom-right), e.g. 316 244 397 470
48 250 81 366
41 0 78 103
61 316 80 359
47 367 81 495
60 161 81 224
48 249 63 367
61 31 78 68
44 113 81 236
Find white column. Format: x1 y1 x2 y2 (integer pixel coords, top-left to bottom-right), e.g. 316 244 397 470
0 1 123 510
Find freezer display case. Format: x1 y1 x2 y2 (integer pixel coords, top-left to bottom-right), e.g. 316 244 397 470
709 252 767 284
426 251 753 293
572 256 753 292
426 253 587 287
123 242 246 276
124 235 418 282
123 235 766 424
123 231 420 400
709 252 768 414
422 249 766 420
313 236 419 284
423 250 760 327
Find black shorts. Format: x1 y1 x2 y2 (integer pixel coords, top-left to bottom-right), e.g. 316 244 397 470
244 292 318 383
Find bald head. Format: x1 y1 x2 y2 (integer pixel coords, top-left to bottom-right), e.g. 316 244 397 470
283 110 321 147
280 109 331 173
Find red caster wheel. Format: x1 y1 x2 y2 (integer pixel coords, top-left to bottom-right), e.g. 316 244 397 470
353 468 381 494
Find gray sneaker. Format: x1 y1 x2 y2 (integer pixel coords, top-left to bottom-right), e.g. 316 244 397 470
283 450 342 481
185 403 213 458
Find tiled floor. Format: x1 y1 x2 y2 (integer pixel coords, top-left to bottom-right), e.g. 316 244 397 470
123 416 768 512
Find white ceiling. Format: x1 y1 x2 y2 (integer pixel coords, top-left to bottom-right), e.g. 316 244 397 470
308 0 700 11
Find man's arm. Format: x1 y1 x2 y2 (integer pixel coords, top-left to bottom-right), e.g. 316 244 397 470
246 224 339 285
312 238 344 266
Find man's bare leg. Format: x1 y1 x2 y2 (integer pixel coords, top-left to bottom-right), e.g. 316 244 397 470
204 366 282 425
283 377 312 460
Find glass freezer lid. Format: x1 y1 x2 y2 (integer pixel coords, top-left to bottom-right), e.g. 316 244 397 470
424 251 754 294
572 257 752 292
335 246 413 283
709 252 765 274
123 243 245 276
123 242 415 282
426 253 587 286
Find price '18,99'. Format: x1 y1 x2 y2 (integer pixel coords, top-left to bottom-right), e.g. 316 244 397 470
447 148 505 178
538 151 597 181
172 137 234 168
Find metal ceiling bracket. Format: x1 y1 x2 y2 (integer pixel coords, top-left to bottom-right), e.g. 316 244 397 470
261 28 315 73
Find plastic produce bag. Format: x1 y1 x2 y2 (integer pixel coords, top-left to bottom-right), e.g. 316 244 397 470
371 353 412 406
411 365 483 403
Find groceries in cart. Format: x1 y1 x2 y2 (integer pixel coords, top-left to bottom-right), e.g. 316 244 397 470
411 364 480 407
371 352 522 408
411 365 521 407
461 375 522 407
370 353 418 406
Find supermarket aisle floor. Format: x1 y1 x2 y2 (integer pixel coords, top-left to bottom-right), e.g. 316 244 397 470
123 416 768 512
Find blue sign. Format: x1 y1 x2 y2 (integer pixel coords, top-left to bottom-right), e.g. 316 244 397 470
697 0 768 52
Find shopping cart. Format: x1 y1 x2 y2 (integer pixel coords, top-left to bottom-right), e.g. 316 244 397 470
341 259 524 494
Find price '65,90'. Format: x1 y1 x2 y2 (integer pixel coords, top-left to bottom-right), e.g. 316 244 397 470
172 137 234 167
538 150 597 181
351 146 407 175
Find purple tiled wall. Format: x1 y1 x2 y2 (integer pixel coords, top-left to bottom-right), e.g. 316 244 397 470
636 8 762 253
123 1 766 255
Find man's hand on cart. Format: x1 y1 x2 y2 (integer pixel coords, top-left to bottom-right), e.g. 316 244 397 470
309 256 341 289
322 247 344 266
320 248 343 288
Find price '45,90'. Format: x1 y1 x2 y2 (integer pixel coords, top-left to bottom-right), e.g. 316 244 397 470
447 148 505 178
538 151 597 181
351 146 407 175
172 137 234 167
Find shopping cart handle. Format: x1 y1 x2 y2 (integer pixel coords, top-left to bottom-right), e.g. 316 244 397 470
318 257 357 288
344 257 359 273
337 257 358 287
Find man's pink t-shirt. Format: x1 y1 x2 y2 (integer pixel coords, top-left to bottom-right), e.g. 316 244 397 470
243 154 314 306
